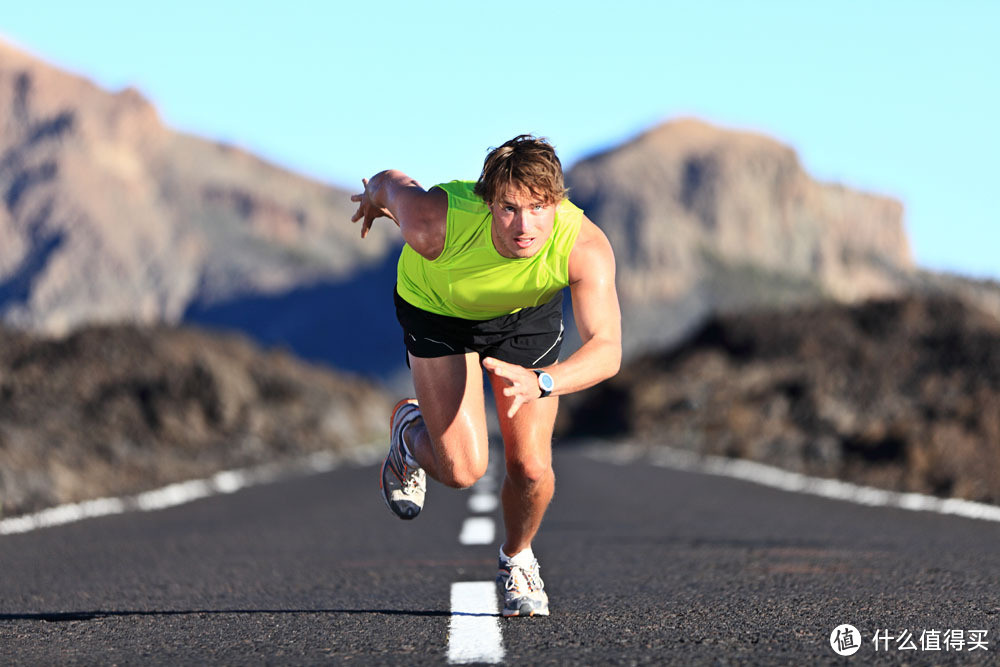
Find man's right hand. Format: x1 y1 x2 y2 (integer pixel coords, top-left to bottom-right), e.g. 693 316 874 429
351 176 398 239
349 170 447 258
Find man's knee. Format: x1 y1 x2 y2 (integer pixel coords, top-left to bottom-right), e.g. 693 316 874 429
505 456 553 486
433 435 489 489
438 459 488 489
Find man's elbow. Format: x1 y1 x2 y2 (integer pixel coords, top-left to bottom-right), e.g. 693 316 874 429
601 340 622 382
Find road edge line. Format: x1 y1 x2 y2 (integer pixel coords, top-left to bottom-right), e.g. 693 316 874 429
585 440 1000 523
0 444 381 536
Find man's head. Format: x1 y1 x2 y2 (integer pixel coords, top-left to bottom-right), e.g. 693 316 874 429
474 135 567 207
476 135 568 259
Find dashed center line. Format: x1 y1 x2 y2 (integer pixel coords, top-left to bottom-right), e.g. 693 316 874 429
448 582 504 664
449 456 504 663
459 516 496 545
468 492 499 513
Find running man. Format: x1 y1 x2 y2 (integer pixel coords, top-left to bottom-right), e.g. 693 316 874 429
350 135 621 617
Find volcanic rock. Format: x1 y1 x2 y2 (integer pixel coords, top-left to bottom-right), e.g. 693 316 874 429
0 323 392 517
563 295 1000 503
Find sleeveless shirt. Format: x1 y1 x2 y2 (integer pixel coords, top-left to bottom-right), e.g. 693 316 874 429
396 180 583 320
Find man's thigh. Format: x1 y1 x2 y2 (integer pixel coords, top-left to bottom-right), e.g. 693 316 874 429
409 351 490 466
488 372 558 470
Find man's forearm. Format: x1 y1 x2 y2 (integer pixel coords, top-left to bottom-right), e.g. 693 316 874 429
363 170 445 258
539 335 620 397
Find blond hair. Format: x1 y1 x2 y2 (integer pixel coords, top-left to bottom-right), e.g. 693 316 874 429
474 135 568 206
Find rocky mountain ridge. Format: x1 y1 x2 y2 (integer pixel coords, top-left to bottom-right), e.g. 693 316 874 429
0 37 396 338
566 118 916 354
1 38 939 380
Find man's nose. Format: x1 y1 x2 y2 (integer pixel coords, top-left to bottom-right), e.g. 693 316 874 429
512 211 526 230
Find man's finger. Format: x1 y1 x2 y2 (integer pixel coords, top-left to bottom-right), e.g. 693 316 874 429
484 357 510 372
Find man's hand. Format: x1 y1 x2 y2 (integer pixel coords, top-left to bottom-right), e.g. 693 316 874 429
482 357 545 418
350 176 398 239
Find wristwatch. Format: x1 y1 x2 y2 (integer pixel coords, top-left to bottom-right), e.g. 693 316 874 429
533 370 555 398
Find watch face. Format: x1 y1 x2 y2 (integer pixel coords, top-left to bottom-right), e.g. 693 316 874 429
539 372 554 392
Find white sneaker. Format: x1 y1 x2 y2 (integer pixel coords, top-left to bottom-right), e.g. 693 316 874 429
496 556 549 617
379 399 425 520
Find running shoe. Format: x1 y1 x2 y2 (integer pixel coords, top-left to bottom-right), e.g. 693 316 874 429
380 399 426 520
496 556 549 617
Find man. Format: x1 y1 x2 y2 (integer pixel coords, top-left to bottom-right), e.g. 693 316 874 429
350 135 621 617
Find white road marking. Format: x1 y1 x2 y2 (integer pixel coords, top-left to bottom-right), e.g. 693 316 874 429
468 493 499 513
0 448 378 536
587 441 1000 523
472 475 497 492
448 581 504 664
459 516 496 545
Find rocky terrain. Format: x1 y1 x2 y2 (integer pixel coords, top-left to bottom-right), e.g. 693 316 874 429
563 294 1000 504
0 323 392 517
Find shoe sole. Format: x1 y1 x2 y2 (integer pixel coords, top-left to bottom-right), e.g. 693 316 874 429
502 608 549 618
497 571 548 617
380 399 420 519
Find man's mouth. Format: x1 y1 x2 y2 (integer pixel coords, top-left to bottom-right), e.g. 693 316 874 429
515 237 534 249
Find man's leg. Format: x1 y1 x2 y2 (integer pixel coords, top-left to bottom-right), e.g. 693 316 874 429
406 351 490 489
488 372 557 616
487 373 559 556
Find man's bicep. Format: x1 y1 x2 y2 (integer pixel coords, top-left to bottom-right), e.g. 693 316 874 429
398 186 448 259
569 231 621 345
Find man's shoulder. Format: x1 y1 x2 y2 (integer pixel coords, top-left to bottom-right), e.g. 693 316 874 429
568 215 615 281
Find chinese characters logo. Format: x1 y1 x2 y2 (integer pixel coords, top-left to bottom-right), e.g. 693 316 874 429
830 624 862 656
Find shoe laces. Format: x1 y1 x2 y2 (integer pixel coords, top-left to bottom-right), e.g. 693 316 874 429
402 467 424 495
505 560 543 593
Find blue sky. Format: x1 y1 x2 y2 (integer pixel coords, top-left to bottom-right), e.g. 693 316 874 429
2 1 997 280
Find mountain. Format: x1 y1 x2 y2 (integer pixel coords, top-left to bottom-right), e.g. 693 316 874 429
565 119 915 355
3 38 991 384
0 37 397 339
561 295 1000 504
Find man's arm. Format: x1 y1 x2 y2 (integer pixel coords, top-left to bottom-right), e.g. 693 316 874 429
350 169 447 260
483 215 622 416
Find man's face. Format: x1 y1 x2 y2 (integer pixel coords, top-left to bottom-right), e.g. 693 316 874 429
488 187 557 259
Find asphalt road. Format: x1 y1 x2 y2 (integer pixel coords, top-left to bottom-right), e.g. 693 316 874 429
1 445 998 665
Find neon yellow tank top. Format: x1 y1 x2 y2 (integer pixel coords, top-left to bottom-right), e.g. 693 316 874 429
396 180 583 320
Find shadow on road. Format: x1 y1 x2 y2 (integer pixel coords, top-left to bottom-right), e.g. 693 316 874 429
0 608 482 622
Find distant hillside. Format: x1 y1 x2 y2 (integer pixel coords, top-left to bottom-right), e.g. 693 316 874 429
0 323 392 517
562 295 1000 504
0 38 397 338
4 37 995 384
566 119 915 355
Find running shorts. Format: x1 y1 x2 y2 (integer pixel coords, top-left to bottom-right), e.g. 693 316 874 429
394 287 564 368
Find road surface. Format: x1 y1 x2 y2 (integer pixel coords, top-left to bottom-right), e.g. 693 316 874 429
1 445 997 665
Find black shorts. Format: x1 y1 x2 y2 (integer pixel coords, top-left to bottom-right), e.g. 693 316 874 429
394 287 564 368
